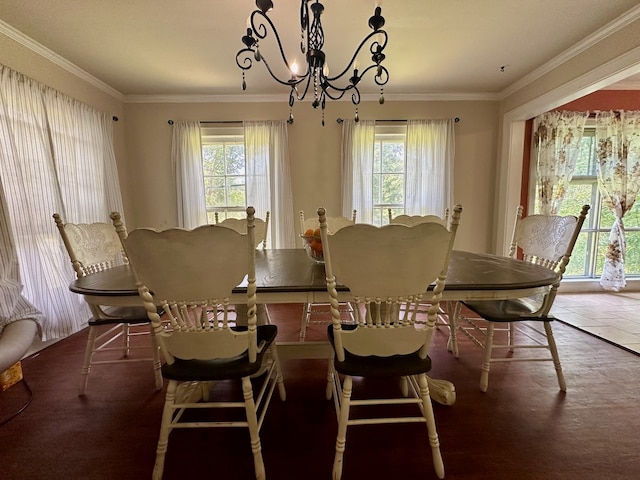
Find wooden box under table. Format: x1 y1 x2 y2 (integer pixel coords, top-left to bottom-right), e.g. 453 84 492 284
0 361 23 391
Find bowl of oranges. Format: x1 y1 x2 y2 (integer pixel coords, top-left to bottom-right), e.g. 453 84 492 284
300 228 324 263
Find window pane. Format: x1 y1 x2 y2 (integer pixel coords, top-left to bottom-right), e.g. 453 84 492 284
622 201 640 229
381 143 404 172
202 145 225 176
373 174 381 203
227 185 246 207
226 144 245 174
625 231 640 274
573 134 596 176
381 174 404 204
594 231 610 276
373 143 381 173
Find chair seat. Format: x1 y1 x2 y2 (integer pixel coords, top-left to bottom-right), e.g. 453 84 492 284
162 325 278 381
463 298 552 322
328 326 432 378
88 305 153 326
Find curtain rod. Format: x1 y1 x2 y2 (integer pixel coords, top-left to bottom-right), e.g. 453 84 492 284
335 117 460 124
167 120 243 125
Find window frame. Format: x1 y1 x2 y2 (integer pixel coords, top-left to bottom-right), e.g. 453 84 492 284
200 126 247 223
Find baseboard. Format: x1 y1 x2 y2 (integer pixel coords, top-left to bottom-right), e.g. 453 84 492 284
559 278 640 293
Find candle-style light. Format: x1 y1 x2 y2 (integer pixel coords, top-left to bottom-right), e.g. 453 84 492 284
236 0 389 125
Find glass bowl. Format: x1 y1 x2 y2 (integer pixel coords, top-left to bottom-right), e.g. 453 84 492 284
300 234 324 263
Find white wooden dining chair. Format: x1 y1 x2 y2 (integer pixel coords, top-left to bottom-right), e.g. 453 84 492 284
215 211 272 327
459 204 590 392
298 209 357 340
215 210 270 250
320 205 462 480
53 213 162 395
388 209 460 356
112 207 286 480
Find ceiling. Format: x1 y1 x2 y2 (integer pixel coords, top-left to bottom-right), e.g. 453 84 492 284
1 0 639 100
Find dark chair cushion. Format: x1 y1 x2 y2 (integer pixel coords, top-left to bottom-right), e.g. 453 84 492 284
327 325 432 378
161 324 278 381
463 299 555 323
88 305 152 326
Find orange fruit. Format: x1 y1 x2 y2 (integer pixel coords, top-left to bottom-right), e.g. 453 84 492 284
313 228 321 238
310 239 323 253
304 228 314 236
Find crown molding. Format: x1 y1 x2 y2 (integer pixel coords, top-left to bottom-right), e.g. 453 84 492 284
123 91 500 104
499 4 640 99
0 20 124 101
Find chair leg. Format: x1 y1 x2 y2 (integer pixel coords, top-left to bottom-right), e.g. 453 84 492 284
149 325 163 390
269 345 287 401
544 322 567 392
480 322 496 392
400 376 409 397
333 375 353 480
417 373 445 479
242 376 266 480
122 323 130 357
153 379 177 480
79 325 98 395
300 303 310 340
326 358 335 400
508 321 515 353
447 301 461 358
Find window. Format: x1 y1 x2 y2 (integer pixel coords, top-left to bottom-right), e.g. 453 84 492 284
534 128 640 277
372 125 406 225
201 127 246 223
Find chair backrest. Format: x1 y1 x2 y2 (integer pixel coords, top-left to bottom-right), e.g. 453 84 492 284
215 211 270 249
389 213 448 227
299 209 356 246
111 207 261 364
53 213 127 278
509 204 590 314
509 205 590 276
388 208 450 226
320 205 462 362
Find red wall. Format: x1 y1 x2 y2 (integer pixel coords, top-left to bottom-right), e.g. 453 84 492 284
556 89 640 111
521 90 640 213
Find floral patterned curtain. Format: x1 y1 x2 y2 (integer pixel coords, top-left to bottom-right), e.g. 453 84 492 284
533 111 589 214
596 110 640 292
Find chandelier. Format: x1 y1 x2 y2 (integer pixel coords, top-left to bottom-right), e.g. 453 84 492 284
235 0 389 125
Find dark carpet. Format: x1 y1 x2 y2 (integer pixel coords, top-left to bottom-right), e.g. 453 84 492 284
1 303 639 479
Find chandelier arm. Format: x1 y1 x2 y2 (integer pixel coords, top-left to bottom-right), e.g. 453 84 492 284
355 64 389 86
320 85 351 102
291 74 313 101
324 30 388 83
249 10 311 79
236 48 255 71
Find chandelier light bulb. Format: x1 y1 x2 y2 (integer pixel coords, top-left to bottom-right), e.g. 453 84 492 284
290 60 300 76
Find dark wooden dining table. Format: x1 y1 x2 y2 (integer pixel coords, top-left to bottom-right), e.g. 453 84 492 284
71 248 558 303
70 248 558 405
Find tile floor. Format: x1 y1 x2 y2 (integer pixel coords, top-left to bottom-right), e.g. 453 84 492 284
551 291 640 354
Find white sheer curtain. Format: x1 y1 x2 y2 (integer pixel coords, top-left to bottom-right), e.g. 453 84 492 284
405 119 455 216
342 119 454 222
595 110 640 292
532 111 589 214
341 120 375 223
0 175 44 338
0 65 124 340
244 120 296 248
172 121 207 228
